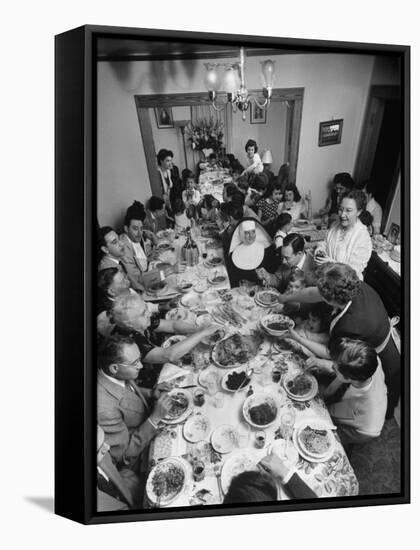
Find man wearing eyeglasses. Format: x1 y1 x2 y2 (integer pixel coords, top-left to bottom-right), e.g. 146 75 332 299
97 334 172 474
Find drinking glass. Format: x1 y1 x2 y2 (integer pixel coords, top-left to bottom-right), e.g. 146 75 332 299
193 388 205 407
254 430 266 449
280 406 296 454
192 459 206 482
236 423 251 449
203 371 219 396
212 392 224 408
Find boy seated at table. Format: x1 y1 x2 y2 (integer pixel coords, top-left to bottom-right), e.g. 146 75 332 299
224 452 316 503
173 198 191 232
182 170 201 207
306 337 387 445
290 301 333 347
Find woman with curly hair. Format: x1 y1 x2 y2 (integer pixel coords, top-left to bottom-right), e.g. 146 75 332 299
277 183 307 221
241 139 264 176
278 262 400 418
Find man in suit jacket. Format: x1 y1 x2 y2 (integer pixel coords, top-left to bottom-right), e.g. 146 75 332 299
97 426 141 511
98 226 127 272
143 196 168 234
97 334 172 472
119 201 158 291
257 233 316 292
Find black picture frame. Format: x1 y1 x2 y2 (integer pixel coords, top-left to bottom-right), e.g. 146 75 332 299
154 106 174 129
318 119 344 146
55 24 410 525
250 103 267 124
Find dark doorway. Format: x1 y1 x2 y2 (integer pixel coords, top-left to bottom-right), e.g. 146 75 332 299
369 99 401 210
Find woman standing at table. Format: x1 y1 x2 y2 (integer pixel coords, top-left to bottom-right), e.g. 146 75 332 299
277 183 307 222
313 189 372 280
280 262 400 419
227 218 276 287
241 139 264 176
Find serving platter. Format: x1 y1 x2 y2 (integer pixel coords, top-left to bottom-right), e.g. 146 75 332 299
242 392 279 428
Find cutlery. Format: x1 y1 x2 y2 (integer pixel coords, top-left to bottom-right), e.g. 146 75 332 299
235 367 254 392
178 385 198 389
213 464 223 501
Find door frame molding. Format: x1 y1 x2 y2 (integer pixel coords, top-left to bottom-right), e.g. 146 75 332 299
135 87 304 197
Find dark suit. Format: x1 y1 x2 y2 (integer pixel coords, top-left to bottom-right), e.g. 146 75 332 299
274 252 317 292
97 370 157 471
97 451 141 511
284 472 317 499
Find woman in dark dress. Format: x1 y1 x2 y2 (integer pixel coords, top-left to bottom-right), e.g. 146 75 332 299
280 262 400 418
227 218 277 287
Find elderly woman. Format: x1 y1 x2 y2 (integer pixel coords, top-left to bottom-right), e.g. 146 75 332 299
314 189 372 279
111 293 217 370
227 218 276 287
281 262 400 419
277 183 306 222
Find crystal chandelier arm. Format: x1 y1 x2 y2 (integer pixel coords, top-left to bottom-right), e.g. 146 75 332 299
252 96 269 109
208 91 227 112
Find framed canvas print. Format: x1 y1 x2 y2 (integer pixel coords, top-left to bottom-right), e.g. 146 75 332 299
318 119 344 146
155 106 174 128
55 25 410 525
250 103 267 124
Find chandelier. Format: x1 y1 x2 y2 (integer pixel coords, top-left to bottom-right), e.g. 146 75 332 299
204 47 275 121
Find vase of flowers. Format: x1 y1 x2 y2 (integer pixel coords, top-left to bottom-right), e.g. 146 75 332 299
186 118 224 158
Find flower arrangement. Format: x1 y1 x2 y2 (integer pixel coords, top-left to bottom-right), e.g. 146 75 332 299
187 118 224 155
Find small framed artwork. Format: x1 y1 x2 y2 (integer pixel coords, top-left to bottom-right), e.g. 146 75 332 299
388 222 400 244
250 103 267 124
155 106 174 128
318 119 344 146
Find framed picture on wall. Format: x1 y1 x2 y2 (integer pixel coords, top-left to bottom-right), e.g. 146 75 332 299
318 119 344 146
387 222 400 244
55 24 409 526
250 103 267 124
155 106 174 128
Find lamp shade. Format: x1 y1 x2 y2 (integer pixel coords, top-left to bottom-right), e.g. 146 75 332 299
204 63 221 92
262 150 273 164
261 59 275 88
223 66 239 94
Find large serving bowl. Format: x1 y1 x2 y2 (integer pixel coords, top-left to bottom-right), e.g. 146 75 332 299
242 392 279 428
260 314 295 337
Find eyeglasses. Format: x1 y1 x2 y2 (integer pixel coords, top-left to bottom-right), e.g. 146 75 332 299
118 356 142 368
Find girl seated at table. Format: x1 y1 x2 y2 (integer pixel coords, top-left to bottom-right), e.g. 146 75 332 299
247 174 269 213
257 181 284 224
197 194 220 222
181 170 201 207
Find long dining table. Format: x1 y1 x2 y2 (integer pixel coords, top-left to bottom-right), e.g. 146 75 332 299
144 230 359 507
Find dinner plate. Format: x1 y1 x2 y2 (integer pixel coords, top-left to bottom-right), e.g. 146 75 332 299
293 425 336 463
146 457 192 506
207 273 227 286
210 425 239 454
183 414 211 443
221 368 252 393
255 289 281 308
180 292 202 309
282 372 318 402
202 289 220 303
242 392 279 429
165 307 196 324
220 450 260 494
161 388 193 425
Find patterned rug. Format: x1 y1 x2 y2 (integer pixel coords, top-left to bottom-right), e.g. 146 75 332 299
349 418 401 495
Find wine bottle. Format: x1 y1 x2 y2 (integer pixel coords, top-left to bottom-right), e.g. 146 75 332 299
182 227 199 266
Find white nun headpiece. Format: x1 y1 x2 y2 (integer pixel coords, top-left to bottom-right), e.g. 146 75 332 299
229 218 272 270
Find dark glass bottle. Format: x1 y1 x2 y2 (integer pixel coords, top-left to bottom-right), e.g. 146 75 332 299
246 385 254 397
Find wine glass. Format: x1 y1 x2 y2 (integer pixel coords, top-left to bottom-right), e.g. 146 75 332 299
280 406 296 456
